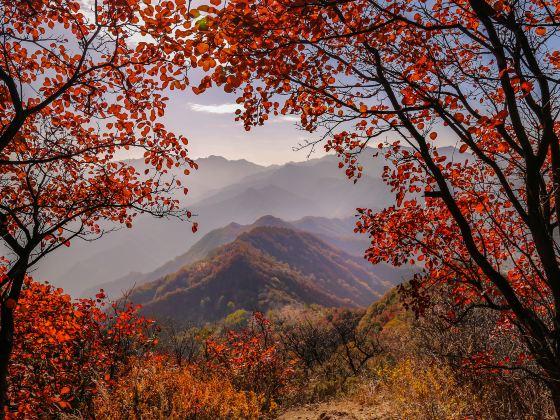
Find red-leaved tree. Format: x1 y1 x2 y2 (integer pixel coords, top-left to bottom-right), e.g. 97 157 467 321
205 312 294 410
190 0 560 412
0 0 198 412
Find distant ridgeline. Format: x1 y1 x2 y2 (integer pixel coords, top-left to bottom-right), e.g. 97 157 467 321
33 150 450 317
110 218 416 324
36 151 401 296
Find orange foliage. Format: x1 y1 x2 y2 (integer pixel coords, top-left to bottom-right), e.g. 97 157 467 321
0 0 199 244
189 0 560 408
93 358 262 420
205 312 294 410
7 280 155 419
5 283 292 418
0 0 196 166
0 0 198 409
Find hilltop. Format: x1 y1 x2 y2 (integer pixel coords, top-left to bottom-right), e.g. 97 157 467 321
127 226 405 323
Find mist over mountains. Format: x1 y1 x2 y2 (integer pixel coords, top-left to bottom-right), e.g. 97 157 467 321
36 151 396 296
35 148 466 304
88 214 393 300
127 225 411 324
24 147 474 324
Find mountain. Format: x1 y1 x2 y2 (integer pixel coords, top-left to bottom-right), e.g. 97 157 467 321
194 185 318 226
34 155 269 295
128 226 406 323
88 215 372 299
37 149 437 297
126 154 267 204
291 216 368 257
129 241 346 324
234 226 394 303
193 156 392 217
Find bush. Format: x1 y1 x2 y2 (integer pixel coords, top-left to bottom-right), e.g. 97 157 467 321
7 281 154 419
93 358 261 420
274 307 380 404
366 358 474 419
205 312 294 412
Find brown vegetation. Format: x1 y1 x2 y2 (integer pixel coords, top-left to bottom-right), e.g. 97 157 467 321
6 280 558 418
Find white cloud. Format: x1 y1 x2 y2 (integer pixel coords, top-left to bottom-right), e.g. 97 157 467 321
188 103 240 114
269 115 300 124
279 115 300 122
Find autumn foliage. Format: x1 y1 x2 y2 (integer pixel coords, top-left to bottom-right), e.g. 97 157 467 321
5 283 292 418
2 278 555 418
6 280 154 418
189 0 560 412
5 0 560 415
205 312 294 410
0 0 198 276
93 359 262 420
0 0 199 408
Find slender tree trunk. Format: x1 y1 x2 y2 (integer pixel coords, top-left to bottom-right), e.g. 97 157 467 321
538 351 560 419
0 302 14 418
0 258 28 418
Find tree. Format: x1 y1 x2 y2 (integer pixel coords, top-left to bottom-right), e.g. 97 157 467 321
192 0 560 413
205 312 294 410
157 319 202 367
0 0 197 413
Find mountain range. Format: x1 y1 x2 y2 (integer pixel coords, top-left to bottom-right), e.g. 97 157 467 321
126 224 413 324
89 215 393 299
36 151 393 296
36 148 461 298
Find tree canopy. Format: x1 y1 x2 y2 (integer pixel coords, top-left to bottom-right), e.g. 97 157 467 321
0 0 198 410
190 0 560 411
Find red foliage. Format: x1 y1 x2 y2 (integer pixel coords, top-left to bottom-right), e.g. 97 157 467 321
0 1 199 408
187 0 560 408
205 312 294 407
7 279 155 418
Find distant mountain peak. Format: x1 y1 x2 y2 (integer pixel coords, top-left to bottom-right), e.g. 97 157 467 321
225 221 242 229
122 223 418 325
202 154 227 161
197 155 264 167
252 215 291 228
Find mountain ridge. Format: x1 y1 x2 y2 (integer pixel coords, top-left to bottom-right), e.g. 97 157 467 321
85 215 371 299
127 225 404 323
37 148 457 296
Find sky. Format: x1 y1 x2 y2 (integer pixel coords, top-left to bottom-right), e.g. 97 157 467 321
159 87 328 166
73 0 320 166
158 86 461 166
77 0 458 167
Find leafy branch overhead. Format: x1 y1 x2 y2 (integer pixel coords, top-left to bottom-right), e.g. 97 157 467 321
0 0 200 410
189 0 560 411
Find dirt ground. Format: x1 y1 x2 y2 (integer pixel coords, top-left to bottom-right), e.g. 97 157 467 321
276 400 393 420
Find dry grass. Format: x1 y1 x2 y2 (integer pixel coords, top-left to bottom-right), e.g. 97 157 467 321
92 358 262 420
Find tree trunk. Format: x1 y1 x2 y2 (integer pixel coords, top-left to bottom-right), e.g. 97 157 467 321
548 381 560 419
0 258 28 419
0 302 14 418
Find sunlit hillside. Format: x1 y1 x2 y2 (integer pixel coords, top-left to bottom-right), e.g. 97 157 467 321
1 0 560 418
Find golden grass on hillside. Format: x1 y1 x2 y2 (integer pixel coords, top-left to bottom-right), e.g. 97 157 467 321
351 358 479 419
93 358 262 420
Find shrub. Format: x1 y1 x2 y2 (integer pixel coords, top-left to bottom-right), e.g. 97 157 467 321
366 358 474 419
274 307 380 403
205 312 294 411
7 280 154 418
93 358 261 420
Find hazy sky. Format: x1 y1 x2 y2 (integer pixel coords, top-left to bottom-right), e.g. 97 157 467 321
159 86 460 166
69 0 315 166
79 0 457 166
159 86 328 166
